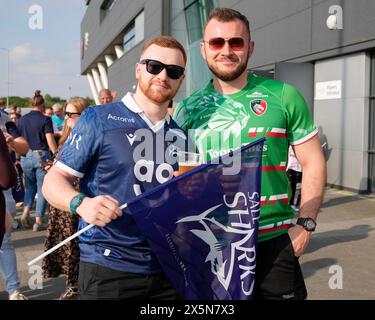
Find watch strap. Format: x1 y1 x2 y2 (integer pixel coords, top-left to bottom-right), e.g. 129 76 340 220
296 217 316 231
70 193 86 216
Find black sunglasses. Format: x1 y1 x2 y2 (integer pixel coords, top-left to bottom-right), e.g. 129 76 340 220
65 111 81 118
203 37 245 51
139 59 185 80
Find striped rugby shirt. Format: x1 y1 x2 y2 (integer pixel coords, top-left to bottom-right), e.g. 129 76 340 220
174 73 318 242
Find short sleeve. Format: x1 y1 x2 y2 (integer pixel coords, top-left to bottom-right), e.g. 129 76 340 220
56 107 102 178
283 84 318 145
43 117 54 134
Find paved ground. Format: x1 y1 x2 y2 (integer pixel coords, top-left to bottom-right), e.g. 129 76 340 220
1 187 374 300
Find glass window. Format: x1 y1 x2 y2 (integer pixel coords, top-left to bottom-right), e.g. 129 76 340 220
183 0 215 44
123 11 144 54
171 0 218 100
124 23 135 53
371 52 375 96
102 0 116 11
100 0 117 22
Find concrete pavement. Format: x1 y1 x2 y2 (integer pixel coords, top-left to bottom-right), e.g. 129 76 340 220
1 187 374 300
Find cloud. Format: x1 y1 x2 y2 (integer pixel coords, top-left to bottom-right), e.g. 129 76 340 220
10 43 80 77
17 61 62 76
10 43 44 62
7 45 89 98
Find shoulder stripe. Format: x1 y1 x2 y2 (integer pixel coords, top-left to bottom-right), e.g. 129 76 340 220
291 129 319 146
56 161 84 178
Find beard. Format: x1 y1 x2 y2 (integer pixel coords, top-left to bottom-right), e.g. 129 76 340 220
207 53 249 82
138 78 181 104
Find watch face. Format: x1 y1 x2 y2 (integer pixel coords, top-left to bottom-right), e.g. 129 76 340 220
306 219 316 230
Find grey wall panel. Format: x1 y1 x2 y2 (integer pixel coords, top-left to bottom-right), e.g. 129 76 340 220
144 8 163 38
216 0 375 68
311 0 375 53
108 46 142 98
326 149 368 190
315 98 367 152
314 53 370 192
274 62 314 114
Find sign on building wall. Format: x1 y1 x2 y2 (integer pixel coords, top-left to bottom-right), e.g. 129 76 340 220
315 80 342 100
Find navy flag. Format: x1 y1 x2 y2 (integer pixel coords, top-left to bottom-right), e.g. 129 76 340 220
126 138 265 300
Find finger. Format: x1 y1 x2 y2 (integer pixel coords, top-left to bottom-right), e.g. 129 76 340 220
97 211 113 224
103 194 119 206
98 205 120 221
93 217 107 227
103 195 123 216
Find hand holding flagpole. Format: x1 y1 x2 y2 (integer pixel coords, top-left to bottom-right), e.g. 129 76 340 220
27 203 128 266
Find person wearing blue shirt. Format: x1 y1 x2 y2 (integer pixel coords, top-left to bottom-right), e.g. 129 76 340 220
42 36 187 300
18 90 57 231
51 103 64 134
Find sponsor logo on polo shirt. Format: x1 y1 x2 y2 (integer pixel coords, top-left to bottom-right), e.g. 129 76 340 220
107 113 135 123
246 91 269 98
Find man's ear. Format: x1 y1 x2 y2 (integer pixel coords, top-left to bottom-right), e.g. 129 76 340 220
248 40 255 59
200 41 207 60
135 63 141 80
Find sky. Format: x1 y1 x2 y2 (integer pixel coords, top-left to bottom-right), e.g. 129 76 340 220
0 0 91 100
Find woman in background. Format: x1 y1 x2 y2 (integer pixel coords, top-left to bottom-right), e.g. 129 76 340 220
18 90 57 231
42 98 89 300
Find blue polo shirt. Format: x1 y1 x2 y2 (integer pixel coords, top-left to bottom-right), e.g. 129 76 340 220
18 111 53 151
56 93 187 274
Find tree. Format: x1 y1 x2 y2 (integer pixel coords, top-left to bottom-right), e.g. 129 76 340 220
2 94 94 108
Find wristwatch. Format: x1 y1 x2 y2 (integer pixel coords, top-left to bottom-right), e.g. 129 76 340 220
70 193 87 216
296 217 317 232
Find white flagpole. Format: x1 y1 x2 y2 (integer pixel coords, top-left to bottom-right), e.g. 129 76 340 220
27 203 128 266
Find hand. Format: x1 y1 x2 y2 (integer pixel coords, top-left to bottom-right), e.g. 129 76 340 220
3 132 14 145
40 159 54 171
177 172 207 200
288 225 312 257
220 174 242 198
76 195 123 227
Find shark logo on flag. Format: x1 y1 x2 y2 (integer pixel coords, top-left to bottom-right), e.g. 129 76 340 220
126 138 265 300
177 191 259 295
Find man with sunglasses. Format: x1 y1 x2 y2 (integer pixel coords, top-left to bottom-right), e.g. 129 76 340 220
43 36 187 300
174 8 326 300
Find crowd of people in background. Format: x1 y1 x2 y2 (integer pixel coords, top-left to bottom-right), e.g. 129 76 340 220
0 89 116 300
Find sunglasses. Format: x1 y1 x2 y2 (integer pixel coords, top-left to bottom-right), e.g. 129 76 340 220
65 112 81 118
139 59 185 80
204 37 245 51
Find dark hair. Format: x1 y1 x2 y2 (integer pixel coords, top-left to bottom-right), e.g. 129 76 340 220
205 7 251 39
141 36 187 64
31 90 45 107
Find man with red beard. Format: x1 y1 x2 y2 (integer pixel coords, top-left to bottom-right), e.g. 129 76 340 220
42 36 187 299
175 8 326 300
